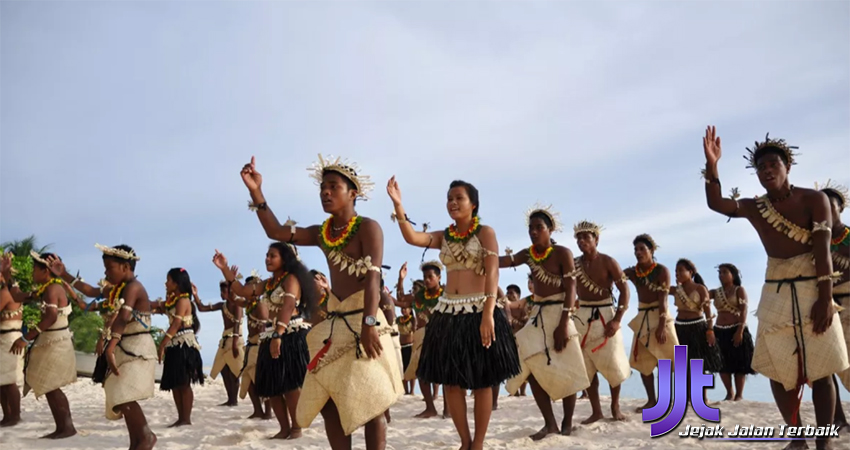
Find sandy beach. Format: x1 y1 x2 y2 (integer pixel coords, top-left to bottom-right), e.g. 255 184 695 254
2 377 848 449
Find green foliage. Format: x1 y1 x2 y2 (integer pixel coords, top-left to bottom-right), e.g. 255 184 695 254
150 326 166 348
69 311 104 354
1 235 52 257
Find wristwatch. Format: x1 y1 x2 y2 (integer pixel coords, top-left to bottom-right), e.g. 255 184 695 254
271 331 282 340
363 315 378 327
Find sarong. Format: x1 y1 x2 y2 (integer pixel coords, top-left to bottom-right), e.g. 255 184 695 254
404 327 426 381
239 335 260 399
505 293 590 400
628 301 679 376
0 320 24 386
103 319 157 420
296 290 403 436
210 331 244 380
751 253 849 391
574 298 631 388
24 319 77 398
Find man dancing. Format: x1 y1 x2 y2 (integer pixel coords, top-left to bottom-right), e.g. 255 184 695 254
195 280 244 406
703 127 847 450
240 155 402 450
572 220 631 423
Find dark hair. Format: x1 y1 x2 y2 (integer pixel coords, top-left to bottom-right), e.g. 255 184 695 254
717 263 742 287
823 189 846 210
449 180 480 217
245 276 258 284
528 211 557 245
33 253 61 278
506 284 521 295
102 244 137 271
219 281 228 289
268 242 319 320
676 259 705 287
754 145 790 167
324 170 358 206
633 235 656 252
421 264 441 277
167 268 200 334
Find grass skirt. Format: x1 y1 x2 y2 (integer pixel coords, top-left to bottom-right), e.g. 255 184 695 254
160 343 204 391
401 345 412 372
255 328 309 398
714 325 755 375
417 309 520 390
674 317 723 373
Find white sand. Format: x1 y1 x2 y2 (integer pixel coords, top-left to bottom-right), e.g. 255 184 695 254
2 378 849 449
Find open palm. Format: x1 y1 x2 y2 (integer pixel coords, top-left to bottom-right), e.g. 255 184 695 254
703 126 722 165
386 176 402 205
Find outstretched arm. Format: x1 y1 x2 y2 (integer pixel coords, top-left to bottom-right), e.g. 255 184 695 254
499 248 529 269
387 176 443 249
703 126 744 218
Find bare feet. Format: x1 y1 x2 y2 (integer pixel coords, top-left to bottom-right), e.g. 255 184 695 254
724 393 733 401
581 412 604 425
634 401 654 413
136 432 157 450
530 424 559 441
218 400 238 407
611 405 626 421
287 428 302 439
442 409 450 419
560 419 573 436
262 411 273 420
40 430 60 439
0 417 20 427
270 430 290 440
168 420 191 427
836 420 849 433
247 411 265 419
50 427 77 439
734 395 744 401
415 408 438 419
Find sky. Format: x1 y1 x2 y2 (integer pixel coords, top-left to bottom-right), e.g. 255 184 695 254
2 1 849 400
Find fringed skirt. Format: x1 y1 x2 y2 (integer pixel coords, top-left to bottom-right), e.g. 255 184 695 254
675 317 723 374
160 341 204 391
417 302 520 390
713 324 755 375
401 344 412 372
92 352 109 384
255 328 309 398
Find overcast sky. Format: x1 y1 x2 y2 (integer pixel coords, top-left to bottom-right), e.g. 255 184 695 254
2 1 848 396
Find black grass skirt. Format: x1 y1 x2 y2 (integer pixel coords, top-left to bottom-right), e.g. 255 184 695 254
160 343 205 391
713 325 755 375
92 352 108 384
417 309 520 390
401 345 412 372
675 318 723 374
255 328 309 398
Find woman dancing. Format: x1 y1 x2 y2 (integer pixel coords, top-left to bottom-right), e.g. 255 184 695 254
152 268 204 427
710 263 755 401
0 254 24 427
214 242 317 440
194 279 243 407
387 176 520 450
668 259 723 405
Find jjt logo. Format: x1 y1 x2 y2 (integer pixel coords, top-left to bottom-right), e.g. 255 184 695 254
642 345 720 437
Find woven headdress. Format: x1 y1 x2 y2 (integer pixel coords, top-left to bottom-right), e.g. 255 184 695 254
420 260 444 272
573 220 603 239
525 202 562 232
744 133 799 169
815 179 848 211
308 154 375 200
95 243 140 261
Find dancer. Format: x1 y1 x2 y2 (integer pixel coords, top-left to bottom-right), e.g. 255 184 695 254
498 204 589 440
4 252 77 438
668 259 723 405
241 155 402 450
702 126 847 450
504 283 529 396
53 244 157 449
572 220 632 424
0 253 24 427
397 306 416 395
214 242 316 439
310 270 330 322
393 260 443 418
152 268 204 427
625 234 679 412
195 279 243 407
388 176 520 450
817 180 850 431
710 263 755 401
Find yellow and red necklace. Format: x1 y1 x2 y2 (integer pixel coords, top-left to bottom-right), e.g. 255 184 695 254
528 245 554 264
445 216 481 244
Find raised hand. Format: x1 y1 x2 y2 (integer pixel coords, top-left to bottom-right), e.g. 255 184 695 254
703 125 722 166
45 255 66 277
315 272 329 291
386 176 402 206
0 252 12 275
240 156 263 192
212 250 229 271
230 265 239 278
398 262 408 282
191 283 199 300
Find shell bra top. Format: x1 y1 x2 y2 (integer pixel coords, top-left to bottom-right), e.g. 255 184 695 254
439 234 497 277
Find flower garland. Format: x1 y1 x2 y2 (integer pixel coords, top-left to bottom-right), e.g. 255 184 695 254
265 272 288 297
445 216 481 244
635 262 658 286
414 287 442 312
246 297 260 316
33 278 64 298
831 226 850 251
100 281 127 313
397 314 413 325
164 292 190 309
318 290 328 309
528 245 554 264
319 215 363 252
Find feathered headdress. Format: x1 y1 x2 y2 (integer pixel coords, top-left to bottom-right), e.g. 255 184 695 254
525 202 562 232
95 243 140 261
744 133 799 169
573 220 603 239
307 154 375 200
815 179 848 211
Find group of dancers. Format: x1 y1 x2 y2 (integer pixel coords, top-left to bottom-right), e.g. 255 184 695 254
0 126 848 450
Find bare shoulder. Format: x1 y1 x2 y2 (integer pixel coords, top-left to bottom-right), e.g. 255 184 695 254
478 225 497 238
554 244 574 259
359 217 382 232
124 279 149 301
